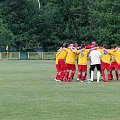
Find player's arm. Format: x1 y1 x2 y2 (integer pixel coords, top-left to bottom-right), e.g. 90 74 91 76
104 49 111 54
87 49 90 57
70 47 77 53
113 47 119 51
77 48 85 54
56 47 62 57
57 47 63 52
56 52 60 57
90 46 99 50
85 45 91 49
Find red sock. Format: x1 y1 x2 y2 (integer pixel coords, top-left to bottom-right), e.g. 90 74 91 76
70 72 75 79
59 71 65 80
102 71 106 82
77 73 81 79
83 73 87 80
67 72 75 82
56 73 60 80
81 76 85 81
63 72 69 82
108 73 111 82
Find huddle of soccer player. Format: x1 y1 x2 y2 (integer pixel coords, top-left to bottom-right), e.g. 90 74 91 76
55 41 120 82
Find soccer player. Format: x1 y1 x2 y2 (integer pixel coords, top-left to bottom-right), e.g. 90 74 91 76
110 44 118 80
55 47 63 81
63 43 77 82
89 45 102 82
58 43 68 81
86 40 97 77
99 44 111 82
86 40 96 49
112 46 120 79
77 44 90 82
55 43 68 81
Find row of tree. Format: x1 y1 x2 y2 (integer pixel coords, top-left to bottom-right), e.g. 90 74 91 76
0 0 119 51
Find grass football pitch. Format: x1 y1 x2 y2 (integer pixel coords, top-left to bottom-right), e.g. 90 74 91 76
0 60 120 120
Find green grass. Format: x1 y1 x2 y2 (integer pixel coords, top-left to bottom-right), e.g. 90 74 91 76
0 60 120 120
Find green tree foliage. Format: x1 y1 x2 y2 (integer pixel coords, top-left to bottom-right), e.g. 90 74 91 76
0 0 119 51
0 2 14 50
0 20 14 50
40 0 91 50
88 0 120 47
2 0 41 51
40 0 120 50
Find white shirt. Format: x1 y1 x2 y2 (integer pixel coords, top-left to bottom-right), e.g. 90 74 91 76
89 50 102 65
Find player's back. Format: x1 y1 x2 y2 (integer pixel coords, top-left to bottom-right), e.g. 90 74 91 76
114 49 120 64
89 50 102 65
66 48 77 64
78 49 89 65
59 50 67 60
99 49 111 63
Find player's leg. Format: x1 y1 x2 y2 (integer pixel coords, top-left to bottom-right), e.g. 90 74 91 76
89 65 91 77
69 70 75 82
96 64 101 82
117 65 120 79
77 65 82 81
118 70 120 77
115 71 118 80
81 71 85 82
110 71 113 80
114 62 119 80
102 70 106 82
90 65 95 82
106 63 111 82
110 63 114 80
63 70 69 82
63 64 69 82
101 62 106 82
68 64 76 82
107 71 111 82
58 59 66 81
55 64 61 81
81 65 87 82
117 70 120 78
55 73 60 80
77 71 82 81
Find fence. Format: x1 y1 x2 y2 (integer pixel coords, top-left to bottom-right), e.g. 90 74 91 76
0 52 56 60
28 52 56 60
0 52 20 60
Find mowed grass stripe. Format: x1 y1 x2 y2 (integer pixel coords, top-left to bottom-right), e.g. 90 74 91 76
0 60 120 120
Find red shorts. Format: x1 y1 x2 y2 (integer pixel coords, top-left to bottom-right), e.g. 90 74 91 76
111 62 118 70
66 63 76 71
58 59 66 71
101 62 111 71
56 64 61 72
78 65 87 72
